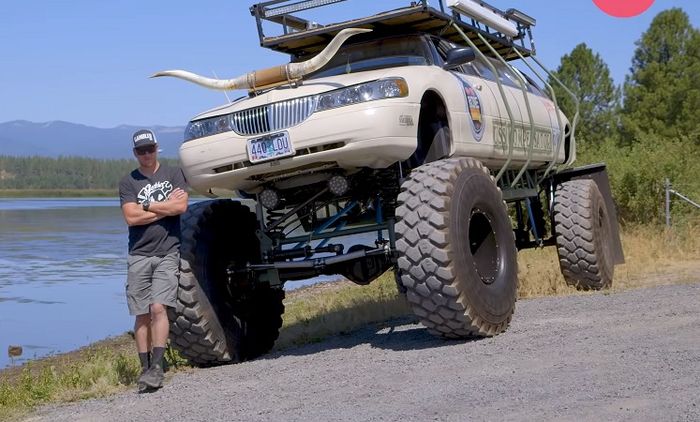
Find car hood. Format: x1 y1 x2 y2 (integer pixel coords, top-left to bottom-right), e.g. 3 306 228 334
190 67 408 121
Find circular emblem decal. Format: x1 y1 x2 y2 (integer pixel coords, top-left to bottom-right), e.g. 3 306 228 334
459 78 485 141
592 0 655 18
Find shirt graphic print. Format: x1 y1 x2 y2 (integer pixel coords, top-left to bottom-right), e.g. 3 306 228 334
138 181 174 204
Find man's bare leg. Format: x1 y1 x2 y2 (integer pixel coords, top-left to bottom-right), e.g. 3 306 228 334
134 314 152 391
150 303 169 348
140 303 168 389
134 314 151 354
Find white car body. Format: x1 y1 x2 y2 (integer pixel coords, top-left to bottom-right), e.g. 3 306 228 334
179 34 571 196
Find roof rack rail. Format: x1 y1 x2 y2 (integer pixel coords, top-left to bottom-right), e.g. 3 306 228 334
249 0 536 60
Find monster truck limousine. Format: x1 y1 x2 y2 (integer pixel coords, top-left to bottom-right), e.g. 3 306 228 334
153 0 624 366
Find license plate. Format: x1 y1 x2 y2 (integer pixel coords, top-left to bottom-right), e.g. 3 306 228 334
247 131 295 164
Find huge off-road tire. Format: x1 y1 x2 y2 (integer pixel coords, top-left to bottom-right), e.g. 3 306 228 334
553 179 614 290
169 200 285 366
395 158 518 338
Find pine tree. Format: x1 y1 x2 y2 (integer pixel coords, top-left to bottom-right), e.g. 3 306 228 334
549 43 620 150
622 8 700 144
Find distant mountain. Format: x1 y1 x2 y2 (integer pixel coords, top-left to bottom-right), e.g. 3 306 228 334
0 120 186 159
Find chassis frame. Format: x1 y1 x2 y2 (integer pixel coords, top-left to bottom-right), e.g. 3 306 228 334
237 162 624 289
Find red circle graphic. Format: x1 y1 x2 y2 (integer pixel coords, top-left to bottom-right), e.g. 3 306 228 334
592 0 655 18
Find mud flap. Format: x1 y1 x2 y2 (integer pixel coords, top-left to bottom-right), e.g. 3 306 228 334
552 163 625 265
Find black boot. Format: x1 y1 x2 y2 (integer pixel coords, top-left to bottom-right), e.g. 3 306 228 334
137 351 151 391
140 347 165 389
138 351 151 372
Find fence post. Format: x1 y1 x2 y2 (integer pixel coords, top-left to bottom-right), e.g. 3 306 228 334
665 178 671 227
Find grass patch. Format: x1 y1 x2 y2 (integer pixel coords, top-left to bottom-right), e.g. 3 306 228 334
0 334 139 420
517 223 700 297
277 276 410 349
1 224 698 419
0 334 191 420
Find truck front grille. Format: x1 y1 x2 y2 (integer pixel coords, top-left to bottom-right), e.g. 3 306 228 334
231 96 317 136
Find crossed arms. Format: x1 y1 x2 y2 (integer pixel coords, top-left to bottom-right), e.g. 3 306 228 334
121 188 189 227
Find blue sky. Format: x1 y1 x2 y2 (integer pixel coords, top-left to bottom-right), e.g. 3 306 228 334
1 0 698 129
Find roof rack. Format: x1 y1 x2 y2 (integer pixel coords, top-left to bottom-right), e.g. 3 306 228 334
249 0 536 60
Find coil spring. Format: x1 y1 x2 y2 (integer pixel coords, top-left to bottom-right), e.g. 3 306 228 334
372 168 400 218
265 208 290 233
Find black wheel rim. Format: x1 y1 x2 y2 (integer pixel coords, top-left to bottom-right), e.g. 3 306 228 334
468 209 499 285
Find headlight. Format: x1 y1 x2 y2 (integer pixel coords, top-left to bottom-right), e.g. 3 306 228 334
315 78 409 112
184 115 232 142
183 78 408 142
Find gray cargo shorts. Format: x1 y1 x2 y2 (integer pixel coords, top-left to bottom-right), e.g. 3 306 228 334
126 251 179 316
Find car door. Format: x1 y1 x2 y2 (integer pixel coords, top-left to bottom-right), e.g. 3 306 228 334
471 58 527 157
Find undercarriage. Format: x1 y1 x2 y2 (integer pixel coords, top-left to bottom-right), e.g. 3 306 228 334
232 161 625 290
240 166 403 287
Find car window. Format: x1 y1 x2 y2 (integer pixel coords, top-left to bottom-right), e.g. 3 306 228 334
459 62 479 77
471 58 496 81
490 60 522 89
518 70 548 98
308 36 431 79
429 37 478 76
432 38 453 60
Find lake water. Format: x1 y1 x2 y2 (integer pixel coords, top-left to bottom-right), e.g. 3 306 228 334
0 198 129 369
0 198 361 369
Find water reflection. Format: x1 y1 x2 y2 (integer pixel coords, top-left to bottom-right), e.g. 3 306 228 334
0 199 130 368
0 297 65 305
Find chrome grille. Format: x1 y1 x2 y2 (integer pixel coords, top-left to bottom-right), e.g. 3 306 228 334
231 96 317 136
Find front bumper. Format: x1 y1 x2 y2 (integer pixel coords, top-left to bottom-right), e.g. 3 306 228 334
180 102 419 194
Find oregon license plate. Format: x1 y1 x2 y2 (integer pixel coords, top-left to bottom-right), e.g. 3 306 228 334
247 131 295 164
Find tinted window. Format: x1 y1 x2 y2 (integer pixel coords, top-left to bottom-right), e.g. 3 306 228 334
471 58 496 81
469 55 550 98
519 71 548 98
308 36 431 79
432 38 453 60
491 60 522 88
429 37 478 76
459 62 479 77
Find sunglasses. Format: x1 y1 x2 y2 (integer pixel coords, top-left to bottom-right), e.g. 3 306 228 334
134 146 157 155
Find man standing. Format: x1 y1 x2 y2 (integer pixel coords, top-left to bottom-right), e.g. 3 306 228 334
119 129 188 391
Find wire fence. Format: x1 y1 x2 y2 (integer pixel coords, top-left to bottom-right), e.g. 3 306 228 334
664 178 700 227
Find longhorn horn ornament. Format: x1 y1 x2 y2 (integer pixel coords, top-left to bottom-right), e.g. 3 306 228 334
151 28 371 91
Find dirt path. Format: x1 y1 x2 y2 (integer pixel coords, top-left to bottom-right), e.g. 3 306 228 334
27 281 700 422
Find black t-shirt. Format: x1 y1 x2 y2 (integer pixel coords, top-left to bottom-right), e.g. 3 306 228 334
119 164 187 256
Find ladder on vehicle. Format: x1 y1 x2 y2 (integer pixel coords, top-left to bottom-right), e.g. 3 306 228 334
452 24 579 186
250 0 579 184
443 0 579 187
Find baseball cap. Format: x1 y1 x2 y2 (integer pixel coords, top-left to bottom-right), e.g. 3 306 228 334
132 129 158 148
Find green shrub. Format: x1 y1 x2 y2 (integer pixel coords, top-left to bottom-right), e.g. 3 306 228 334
578 136 700 224
113 354 140 386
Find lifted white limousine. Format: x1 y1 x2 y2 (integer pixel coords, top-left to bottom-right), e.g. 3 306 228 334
153 0 625 367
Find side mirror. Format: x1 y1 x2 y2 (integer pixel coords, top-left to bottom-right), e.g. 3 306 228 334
443 47 476 70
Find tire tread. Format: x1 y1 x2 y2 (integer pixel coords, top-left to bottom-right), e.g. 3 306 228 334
553 179 613 290
395 158 516 338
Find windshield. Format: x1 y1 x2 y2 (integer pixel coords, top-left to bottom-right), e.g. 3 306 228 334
307 35 431 79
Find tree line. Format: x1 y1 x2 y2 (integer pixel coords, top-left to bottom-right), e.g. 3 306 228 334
550 8 700 224
0 156 178 190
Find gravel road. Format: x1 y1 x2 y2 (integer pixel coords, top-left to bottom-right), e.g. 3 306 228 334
29 282 700 422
